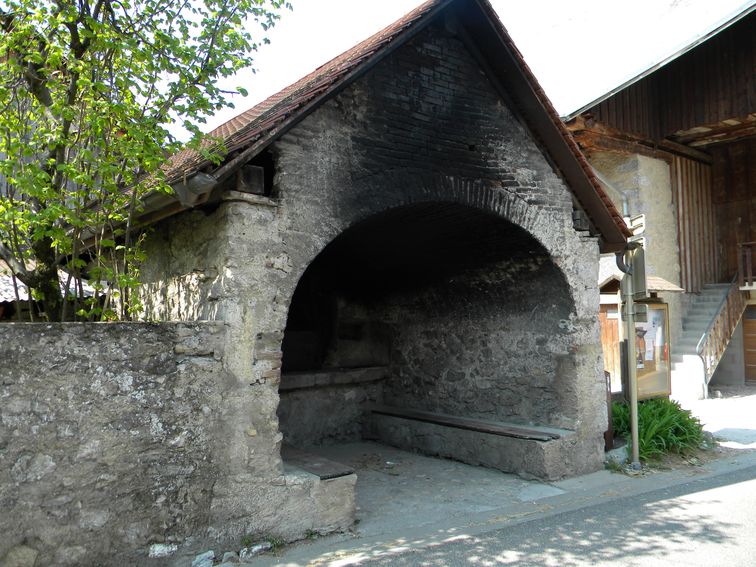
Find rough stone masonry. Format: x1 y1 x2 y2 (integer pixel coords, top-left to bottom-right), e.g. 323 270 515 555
0 323 354 566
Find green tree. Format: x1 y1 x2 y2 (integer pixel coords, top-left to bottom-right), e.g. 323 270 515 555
0 0 289 321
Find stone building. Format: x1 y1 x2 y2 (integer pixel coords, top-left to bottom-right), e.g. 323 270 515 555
1 0 629 563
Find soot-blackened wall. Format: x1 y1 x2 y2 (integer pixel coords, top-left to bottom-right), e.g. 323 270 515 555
277 202 579 447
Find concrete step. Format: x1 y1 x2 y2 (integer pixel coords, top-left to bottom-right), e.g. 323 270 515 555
687 306 719 314
687 303 720 311
681 326 708 338
684 315 713 324
694 297 723 302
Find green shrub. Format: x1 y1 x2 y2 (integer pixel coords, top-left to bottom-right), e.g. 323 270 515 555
611 398 704 462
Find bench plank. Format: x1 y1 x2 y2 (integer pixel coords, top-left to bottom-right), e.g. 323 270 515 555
281 445 355 480
370 405 561 442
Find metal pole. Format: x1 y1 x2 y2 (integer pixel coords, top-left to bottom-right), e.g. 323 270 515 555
621 249 641 469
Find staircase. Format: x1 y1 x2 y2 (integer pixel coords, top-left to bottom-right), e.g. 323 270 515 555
672 282 746 400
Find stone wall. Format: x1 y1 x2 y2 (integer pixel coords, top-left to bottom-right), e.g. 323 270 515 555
278 368 386 446
0 322 354 566
590 152 684 344
378 258 577 428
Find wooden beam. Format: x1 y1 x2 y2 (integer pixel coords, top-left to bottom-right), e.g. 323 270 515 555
568 115 713 164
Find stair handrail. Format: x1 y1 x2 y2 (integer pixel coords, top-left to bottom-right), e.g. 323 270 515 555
695 274 746 382
737 241 756 288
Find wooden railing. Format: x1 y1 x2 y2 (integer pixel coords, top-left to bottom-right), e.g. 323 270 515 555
696 275 747 383
737 241 756 288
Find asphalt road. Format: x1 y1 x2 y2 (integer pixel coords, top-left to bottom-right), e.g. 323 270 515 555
355 463 756 567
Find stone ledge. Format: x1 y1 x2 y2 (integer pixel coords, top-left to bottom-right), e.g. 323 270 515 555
221 190 278 208
279 367 388 391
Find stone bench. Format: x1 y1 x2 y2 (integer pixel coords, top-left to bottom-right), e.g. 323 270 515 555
364 405 575 480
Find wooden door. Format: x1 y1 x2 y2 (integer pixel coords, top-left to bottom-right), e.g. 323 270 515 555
599 305 622 391
743 307 756 381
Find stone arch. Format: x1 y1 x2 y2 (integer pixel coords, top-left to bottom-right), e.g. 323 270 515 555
275 193 581 454
276 171 584 323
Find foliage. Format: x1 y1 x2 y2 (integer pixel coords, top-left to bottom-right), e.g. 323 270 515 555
612 398 705 462
0 0 290 320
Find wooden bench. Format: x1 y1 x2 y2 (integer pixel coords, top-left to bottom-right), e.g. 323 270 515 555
368 405 563 442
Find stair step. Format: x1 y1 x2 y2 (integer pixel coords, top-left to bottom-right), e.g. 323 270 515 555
687 304 719 311
684 317 716 324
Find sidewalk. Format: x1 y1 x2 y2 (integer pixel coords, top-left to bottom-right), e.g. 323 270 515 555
683 382 756 449
223 388 756 567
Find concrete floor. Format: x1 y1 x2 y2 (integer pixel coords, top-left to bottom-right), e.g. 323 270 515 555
287 384 756 546
313 442 564 538
240 387 756 566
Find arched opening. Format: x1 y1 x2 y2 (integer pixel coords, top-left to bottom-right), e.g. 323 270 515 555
278 202 576 462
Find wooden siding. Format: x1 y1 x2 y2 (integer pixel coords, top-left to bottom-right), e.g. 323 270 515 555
588 11 755 141
671 155 717 292
712 138 756 280
590 78 660 141
744 308 756 381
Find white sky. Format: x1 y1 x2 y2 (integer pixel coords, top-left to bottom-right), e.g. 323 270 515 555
203 0 754 133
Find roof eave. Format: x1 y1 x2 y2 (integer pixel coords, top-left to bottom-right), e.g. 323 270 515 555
562 4 756 121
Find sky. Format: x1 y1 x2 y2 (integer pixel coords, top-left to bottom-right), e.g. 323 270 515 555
202 0 754 134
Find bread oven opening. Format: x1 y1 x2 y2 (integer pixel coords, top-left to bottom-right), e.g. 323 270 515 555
278 202 576 474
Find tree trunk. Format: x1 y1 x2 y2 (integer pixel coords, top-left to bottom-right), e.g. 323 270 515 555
31 237 63 321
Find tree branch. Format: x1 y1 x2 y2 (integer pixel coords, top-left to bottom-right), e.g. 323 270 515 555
0 241 32 281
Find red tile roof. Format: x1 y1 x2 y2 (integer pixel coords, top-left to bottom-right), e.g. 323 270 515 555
163 0 629 245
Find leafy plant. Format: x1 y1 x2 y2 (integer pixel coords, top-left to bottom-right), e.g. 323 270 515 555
240 534 254 548
612 398 705 462
265 535 286 551
0 0 291 321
